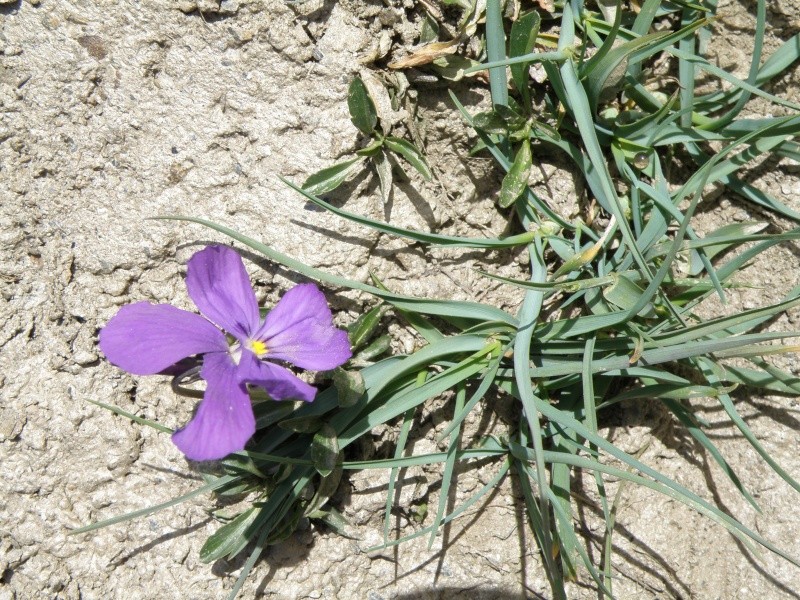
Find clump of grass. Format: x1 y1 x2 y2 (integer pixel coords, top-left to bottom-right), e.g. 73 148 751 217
77 1 800 598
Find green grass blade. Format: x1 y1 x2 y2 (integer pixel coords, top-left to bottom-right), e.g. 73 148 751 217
85 398 172 433
484 0 508 107
581 337 611 529
368 272 444 343
70 475 237 534
559 60 653 279
532 449 799 566
751 32 800 86
677 8 697 129
384 136 433 180
428 384 466 548
383 404 417 543
284 177 535 248
545 483 610 594
652 295 800 344
158 215 518 325
580 0 623 80
224 473 314 600
226 525 270 600
722 362 800 395
512 235 557 578
513 450 564 598
338 344 495 446
245 452 314 466
631 0 661 35
668 47 800 112
200 506 261 563
662 398 759 511
549 443 578 580
340 333 490 405
509 10 541 109
584 19 709 113
364 459 511 552
530 333 798 378
700 0 765 130
464 49 570 72
342 447 506 470
437 352 503 440
698 357 800 496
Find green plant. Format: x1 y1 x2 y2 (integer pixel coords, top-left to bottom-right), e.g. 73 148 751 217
78 1 800 598
301 76 432 204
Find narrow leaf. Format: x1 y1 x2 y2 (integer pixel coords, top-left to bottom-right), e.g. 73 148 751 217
509 11 541 108
288 177 536 249
384 136 433 180
160 215 519 325
352 334 391 363
85 398 172 433
200 507 260 563
70 475 237 535
348 303 385 350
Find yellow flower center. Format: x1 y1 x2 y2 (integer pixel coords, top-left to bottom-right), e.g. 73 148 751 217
247 339 268 357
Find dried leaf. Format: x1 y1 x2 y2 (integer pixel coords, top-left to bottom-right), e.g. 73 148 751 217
388 38 461 69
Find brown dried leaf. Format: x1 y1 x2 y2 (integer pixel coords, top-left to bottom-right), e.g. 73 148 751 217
388 38 461 69
417 0 444 21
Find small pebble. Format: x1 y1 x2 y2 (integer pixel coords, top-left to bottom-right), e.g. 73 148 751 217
73 350 98 366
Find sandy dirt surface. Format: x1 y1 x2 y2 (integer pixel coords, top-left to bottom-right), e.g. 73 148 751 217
2 0 800 598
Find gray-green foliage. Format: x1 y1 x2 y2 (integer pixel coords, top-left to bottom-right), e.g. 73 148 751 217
80 1 800 598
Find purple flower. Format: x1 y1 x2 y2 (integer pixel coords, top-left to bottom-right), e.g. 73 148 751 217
99 245 352 461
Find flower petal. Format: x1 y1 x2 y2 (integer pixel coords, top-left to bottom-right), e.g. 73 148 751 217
99 302 227 375
252 283 352 370
171 351 256 461
238 350 317 402
185 245 260 339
